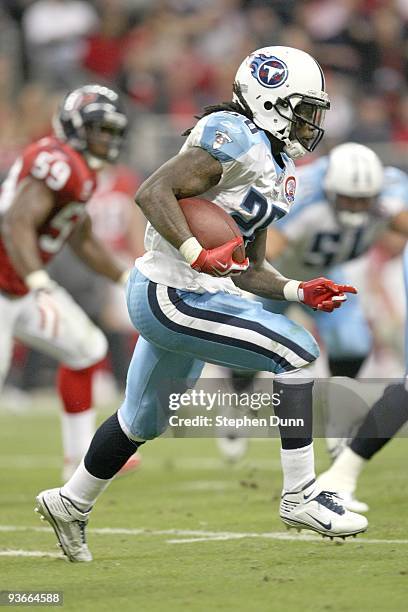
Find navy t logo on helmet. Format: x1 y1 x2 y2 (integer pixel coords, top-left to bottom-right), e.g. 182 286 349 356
251 55 289 89
53 84 128 165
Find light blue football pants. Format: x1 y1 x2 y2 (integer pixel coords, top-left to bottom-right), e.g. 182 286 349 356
118 269 319 440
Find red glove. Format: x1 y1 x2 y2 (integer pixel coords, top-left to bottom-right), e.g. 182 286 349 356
191 236 249 277
299 277 358 312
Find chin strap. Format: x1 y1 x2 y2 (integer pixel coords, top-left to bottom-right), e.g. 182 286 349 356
283 139 308 160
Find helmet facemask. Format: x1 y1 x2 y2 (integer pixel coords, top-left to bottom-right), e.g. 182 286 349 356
83 110 128 165
331 194 379 229
274 93 330 158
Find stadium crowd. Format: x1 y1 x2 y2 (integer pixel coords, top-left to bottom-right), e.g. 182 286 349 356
0 0 407 173
0 0 407 395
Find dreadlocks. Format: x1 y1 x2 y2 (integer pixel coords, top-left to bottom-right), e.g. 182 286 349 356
182 83 254 137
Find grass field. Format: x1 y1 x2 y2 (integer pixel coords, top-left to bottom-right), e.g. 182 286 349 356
0 399 407 612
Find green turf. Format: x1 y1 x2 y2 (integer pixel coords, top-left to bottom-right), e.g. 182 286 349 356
0 404 407 612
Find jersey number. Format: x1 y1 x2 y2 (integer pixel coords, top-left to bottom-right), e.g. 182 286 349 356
304 229 366 267
32 152 71 191
39 203 84 254
231 187 283 238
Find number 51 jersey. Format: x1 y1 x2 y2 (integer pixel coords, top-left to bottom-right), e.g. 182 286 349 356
272 157 408 281
0 136 96 296
136 111 297 294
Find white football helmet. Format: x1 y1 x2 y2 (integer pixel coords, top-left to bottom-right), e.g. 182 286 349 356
234 46 330 159
324 143 384 227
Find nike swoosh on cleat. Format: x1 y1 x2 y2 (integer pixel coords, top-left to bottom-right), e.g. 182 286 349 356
215 260 228 269
305 512 332 530
303 491 315 501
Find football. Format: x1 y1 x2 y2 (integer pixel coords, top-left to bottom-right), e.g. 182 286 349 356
178 197 246 263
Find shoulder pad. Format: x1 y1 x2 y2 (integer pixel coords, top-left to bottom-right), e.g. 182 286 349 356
196 111 262 163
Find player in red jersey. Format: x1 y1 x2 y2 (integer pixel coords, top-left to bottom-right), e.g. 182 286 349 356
0 84 132 479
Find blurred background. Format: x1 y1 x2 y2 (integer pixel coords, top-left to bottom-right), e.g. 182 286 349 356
0 0 407 404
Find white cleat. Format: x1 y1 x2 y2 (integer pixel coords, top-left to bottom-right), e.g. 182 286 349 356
35 488 92 562
280 479 368 539
336 490 369 514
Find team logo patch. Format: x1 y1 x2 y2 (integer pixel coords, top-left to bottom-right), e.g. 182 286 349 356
250 54 288 89
284 176 296 203
213 130 232 150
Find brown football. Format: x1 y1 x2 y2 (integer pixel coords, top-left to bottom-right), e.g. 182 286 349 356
178 197 246 263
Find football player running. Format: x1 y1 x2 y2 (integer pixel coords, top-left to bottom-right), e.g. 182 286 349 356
318 243 408 511
36 46 368 563
0 84 132 479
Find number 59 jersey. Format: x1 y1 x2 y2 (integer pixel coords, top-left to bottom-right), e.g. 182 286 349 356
0 136 97 295
136 111 297 294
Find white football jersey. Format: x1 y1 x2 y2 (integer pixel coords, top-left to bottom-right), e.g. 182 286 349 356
272 158 408 280
135 111 297 293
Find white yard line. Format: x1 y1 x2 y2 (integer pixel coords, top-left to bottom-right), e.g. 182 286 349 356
0 549 62 558
0 525 407 546
0 456 60 468
0 455 281 470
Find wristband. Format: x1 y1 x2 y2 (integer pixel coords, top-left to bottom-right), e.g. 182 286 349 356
25 270 53 291
283 279 302 302
179 237 203 265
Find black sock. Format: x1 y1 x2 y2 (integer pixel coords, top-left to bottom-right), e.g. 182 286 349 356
350 383 408 460
328 356 366 378
84 412 144 479
273 379 313 450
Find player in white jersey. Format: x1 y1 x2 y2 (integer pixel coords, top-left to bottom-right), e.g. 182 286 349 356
223 144 408 465
266 143 408 379
35 46 368 562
